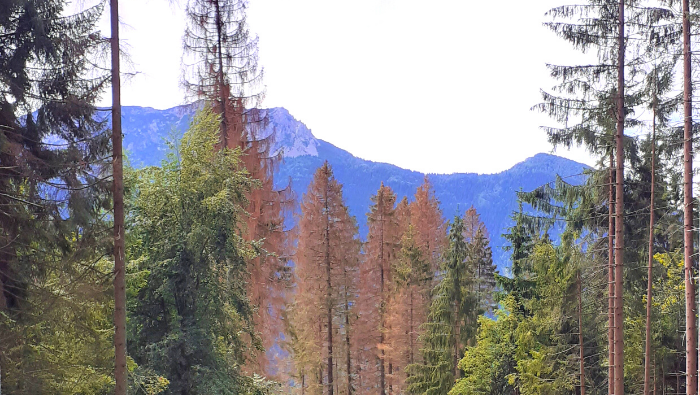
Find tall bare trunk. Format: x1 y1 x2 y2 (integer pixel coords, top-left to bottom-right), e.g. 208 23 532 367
683 0 698 393
379 215 386 395
213 0 229 147
579 270 585 395
644 92 657 395
110 0 127 393
345 283 352 394
608 151 616 395
613 0 625 393
409 288 414 366
324 184 334 395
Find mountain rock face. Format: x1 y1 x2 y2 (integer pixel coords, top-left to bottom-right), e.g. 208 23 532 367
121 104 588 270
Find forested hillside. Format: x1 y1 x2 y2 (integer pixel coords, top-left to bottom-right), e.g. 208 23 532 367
120 105 588 269
3 0 700 394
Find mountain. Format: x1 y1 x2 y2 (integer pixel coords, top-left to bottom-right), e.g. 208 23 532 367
121 104 589 270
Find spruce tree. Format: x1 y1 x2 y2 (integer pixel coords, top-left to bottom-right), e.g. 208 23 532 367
0 0 111 390
291 162 359 395
406 216 476 395
183 0 292 374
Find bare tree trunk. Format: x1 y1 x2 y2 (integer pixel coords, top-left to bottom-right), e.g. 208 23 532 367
409 288 414 366
325 185 334 395
110 0 127 393
608 151 616 395
388 363 393 395
379 214 386 395
579 270 585 395
644 92 657 395
614 1 626 393
345 289 352 394
213 0 229 147
683 0 699 393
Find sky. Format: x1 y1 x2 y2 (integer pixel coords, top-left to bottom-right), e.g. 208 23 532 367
89 0 596 174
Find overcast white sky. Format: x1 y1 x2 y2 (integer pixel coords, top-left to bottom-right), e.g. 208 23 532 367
91 0 596 174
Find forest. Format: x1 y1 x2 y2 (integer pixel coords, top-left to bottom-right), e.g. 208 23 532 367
2 0 700 394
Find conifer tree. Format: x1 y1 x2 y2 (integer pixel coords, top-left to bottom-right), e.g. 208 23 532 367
406 216 475 395
182 0 293 374
387 225 431 392
355 183 401 395
0 0 111 390
292 162 359 395
463 207 496 315
410 177 447 272
109 0 127 390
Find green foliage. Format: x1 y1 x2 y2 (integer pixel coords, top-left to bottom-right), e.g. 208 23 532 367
450 297 521 395
127 109 276 394
406 216 476 395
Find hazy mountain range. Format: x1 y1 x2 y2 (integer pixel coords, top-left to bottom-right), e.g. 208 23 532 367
121 104 589 270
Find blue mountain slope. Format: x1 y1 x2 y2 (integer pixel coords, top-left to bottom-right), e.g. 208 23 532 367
121 104 589 270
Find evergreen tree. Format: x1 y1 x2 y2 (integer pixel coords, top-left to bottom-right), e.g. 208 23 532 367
183 0 293 374
127 110 275 394
406 216 476 395
387 225 432 393
463 208 496 315
0 0 113 390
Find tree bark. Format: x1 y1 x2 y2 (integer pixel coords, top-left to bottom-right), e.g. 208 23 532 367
579 270 585 395
644 90 657 395
379 208 386 395
608 151 615 395
613 0 625 393
324 179 334 395
683 0 699 393
213 0 229 148
110 0 127 392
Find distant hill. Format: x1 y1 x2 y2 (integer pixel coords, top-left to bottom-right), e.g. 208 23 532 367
121 104 589 270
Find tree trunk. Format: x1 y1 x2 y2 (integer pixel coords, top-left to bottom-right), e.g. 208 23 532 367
579 270 585 395
345 287 352 394
608 151 615 395
110 0 127 392
379 212 386 395
683 0 698 393
325 184 334 395
644 90 657 395
409 288 414 366
213 0 229 147
613 0 625 393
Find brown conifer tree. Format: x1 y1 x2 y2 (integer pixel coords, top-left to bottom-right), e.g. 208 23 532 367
292 162 359 395
355 184 401 395
183 0 293 374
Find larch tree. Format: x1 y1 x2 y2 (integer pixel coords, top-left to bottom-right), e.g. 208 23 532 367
292 162 359 395
182 0 293 375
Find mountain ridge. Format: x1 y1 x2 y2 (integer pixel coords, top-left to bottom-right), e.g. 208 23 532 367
120 104 589 269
